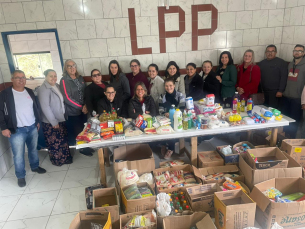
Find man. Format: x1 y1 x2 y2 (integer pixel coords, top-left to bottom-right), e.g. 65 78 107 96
282 44 305 138
258 44 288 108
0 70 46 187
97 85 125 117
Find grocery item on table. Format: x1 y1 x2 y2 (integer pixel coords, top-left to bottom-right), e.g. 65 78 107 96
144 127 157 134
76 125 98 142
174 109 183 132
183 110 188 130
160 160 185 168
135 114 144 127
156 125 175 134
186 97 194 109
138 173 154 185
124 126 143 137
117 168 139 187
124 184 142 199
140 120 147 129
206 94 215 106
169 105 176 127
101 127 114 133
146 117 153 128
88 116 101 134
108 120 114 128
100 131 114 137
247 98 253 115
122 210 156 229
112 134 125 141
114 121 123 134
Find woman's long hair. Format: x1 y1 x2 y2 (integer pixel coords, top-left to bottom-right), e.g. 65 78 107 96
62 59 80 78
133 81 148 99
108 60 122 82
218 51 234 68
164 61 180 82
240 49 256 66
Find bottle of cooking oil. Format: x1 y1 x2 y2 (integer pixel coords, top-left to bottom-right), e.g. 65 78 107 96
99 110 107 122
182 110 188 130
237 100 241 114
111 108 117 120
241 98 246 112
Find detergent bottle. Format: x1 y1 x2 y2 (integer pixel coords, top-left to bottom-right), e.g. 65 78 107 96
247 98 253 115
169 105 175 128
174 109 183 131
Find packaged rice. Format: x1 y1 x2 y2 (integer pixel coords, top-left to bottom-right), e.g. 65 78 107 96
156 125 175 134
138 186 153 198
160 160 185 168
138 173 154 185
183 171 197 184
117 168 139 187
156 116 171 126
124 184 142 200
124 127 143 137
169 170 185 185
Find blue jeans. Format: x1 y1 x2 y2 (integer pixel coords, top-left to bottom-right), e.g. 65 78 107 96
8 123 39 179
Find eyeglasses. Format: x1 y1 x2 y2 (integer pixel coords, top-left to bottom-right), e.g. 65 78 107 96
106 92 115 94
136 89 144 91
266 51 276 54
131 65 139 68
92 73 101 77
14 76 26 80
293 50 304 53
67 64 77 69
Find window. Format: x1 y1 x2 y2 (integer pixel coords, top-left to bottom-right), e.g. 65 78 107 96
13 52 53 78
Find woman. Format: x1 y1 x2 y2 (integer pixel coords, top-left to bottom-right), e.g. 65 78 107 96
200 60 221 103
109 60 130 102
159 78 185 159
60 59 93 156
164 61 185 95
216 51 237 107
148 63 165 112
126 59 150 98
236 49 261 100
128 82 157 119
38 69 73 166
84 69 108 116
184 63 204 101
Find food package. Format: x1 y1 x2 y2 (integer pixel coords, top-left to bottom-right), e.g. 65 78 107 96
100 121 108 129
112 134 125 141
169 170 185 185
156 125 175 134
138 186 153 197
140 120 147 129
100 131 114 137
101 127 114 133
123 210 156 229
138 173 154 185
143 114 152 119
76 127 96 142
155 172 171 189
223 180 241 190
183 171 197 185
144 127 157 134
156 193 171 217
117 168 139 187
156 116 171 126
135 115 144 127
124 184 142 200
160 160 185 168
114 122 123 134
124 126 143 137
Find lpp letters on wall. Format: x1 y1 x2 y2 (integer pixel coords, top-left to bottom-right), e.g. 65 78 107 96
128 4 218 55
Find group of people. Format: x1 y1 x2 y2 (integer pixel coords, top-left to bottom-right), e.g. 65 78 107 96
1 43 305 187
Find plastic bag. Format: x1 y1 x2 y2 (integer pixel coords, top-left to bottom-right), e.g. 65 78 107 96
117 168 139 187
160 160 185 168
124 184 141 200
156 193 171 216
156 125 175 134
138 173 154 185
124 127 143 137
122 210 156 229
138 186 153 198
91 222 104 229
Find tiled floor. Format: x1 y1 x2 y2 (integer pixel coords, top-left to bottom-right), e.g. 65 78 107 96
0 149 110 229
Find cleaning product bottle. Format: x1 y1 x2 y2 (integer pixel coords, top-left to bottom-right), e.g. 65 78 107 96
169 105 175 128
187 111 192 129
241 98 246 112
183 109 188 130
247 98 253 115
232 98 238 112
174 109 183 131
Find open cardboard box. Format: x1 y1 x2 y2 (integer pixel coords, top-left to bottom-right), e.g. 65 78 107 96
153 164 203 193
186 183 222 213
214 189 256 229
246 147 289 170
198 165 245 184
239 153 302 190
216 145 239 164
232 141 255 154
121 182 156 213
120 210 157 229
163 212 216 229
70 210 111 229
197 150 224 168
93 187 120 229
250 177 305 229
281 139 305 167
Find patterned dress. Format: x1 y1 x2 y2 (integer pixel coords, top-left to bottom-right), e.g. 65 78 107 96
42 122 72 166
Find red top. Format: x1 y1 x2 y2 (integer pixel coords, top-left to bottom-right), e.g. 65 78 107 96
126 71 150 98
139 98 145 105
96 83 106 89
236 64 261 100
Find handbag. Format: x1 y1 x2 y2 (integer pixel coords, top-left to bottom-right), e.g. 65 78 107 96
248 65 265 105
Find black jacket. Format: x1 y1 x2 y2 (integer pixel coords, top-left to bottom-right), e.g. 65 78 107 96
0 86 41 134
202 71 221 103
84 81 108 116
185 73 205 101
128 95 157 119
97 96 125 117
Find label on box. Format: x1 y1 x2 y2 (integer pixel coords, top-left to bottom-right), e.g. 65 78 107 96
295 148 302 153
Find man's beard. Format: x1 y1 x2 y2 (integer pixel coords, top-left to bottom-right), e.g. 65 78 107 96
294 56 303 59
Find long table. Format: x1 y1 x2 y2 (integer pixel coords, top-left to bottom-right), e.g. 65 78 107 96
76 106 295 187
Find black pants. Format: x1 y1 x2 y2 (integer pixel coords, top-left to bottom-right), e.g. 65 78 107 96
264 91 281 109
221 97 233 108
66 113 87 145
281 96 303 139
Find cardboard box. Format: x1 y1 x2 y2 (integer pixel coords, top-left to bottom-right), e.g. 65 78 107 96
197 151 224 168
216 145 239 164
186 183 222 213
232 141 255 154
266 132 286 146
239 153 302 190
246 147 288 170
121 182 156 213
70 211 111 229
198 165 245 184
250 178 305 229
281 139 305 167
163 212 216 229
120 210 157 229
93 187 120 229
214 190 256 229
153 164 203 193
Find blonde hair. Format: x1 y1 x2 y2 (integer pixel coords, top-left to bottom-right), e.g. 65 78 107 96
62 59 80 78
133 81 148 99
241 49 256 65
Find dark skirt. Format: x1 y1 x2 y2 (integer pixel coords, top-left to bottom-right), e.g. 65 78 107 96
42 121 72 166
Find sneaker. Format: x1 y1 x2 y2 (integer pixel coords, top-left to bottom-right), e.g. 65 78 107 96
79 148 93 157
31 166 47 174
18 178 26 187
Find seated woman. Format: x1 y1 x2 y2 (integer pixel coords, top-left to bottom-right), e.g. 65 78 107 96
200 60 221 103
84 69 108 116
97 85 125 117
128 82 157 119
236 49 261 100
164 61 185 95
148 63 165 112
184 63 204 101
159 78 185 159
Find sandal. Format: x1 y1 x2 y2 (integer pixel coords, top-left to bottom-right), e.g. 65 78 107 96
164 150 173 159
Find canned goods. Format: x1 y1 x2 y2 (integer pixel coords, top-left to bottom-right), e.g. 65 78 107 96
186 97 194 109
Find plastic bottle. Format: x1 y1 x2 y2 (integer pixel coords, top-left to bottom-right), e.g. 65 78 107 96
100 110 107 122
169 105 175 128
187 111 192 129
232 98 237 112
178 207 183 213
111 108 117 120
237 100 241 114
170 203 175 215
233 92 240 107
183 110 188 130
241 98 246 112
180 195 185 203
247 98 253 115
182 200 187 210
174 109 183 131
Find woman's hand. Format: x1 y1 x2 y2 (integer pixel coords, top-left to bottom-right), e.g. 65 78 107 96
165 113 169 118
82 105 88 114
53 124 59 129
145 111 150 114
236 87 244 95
216 76 222 83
